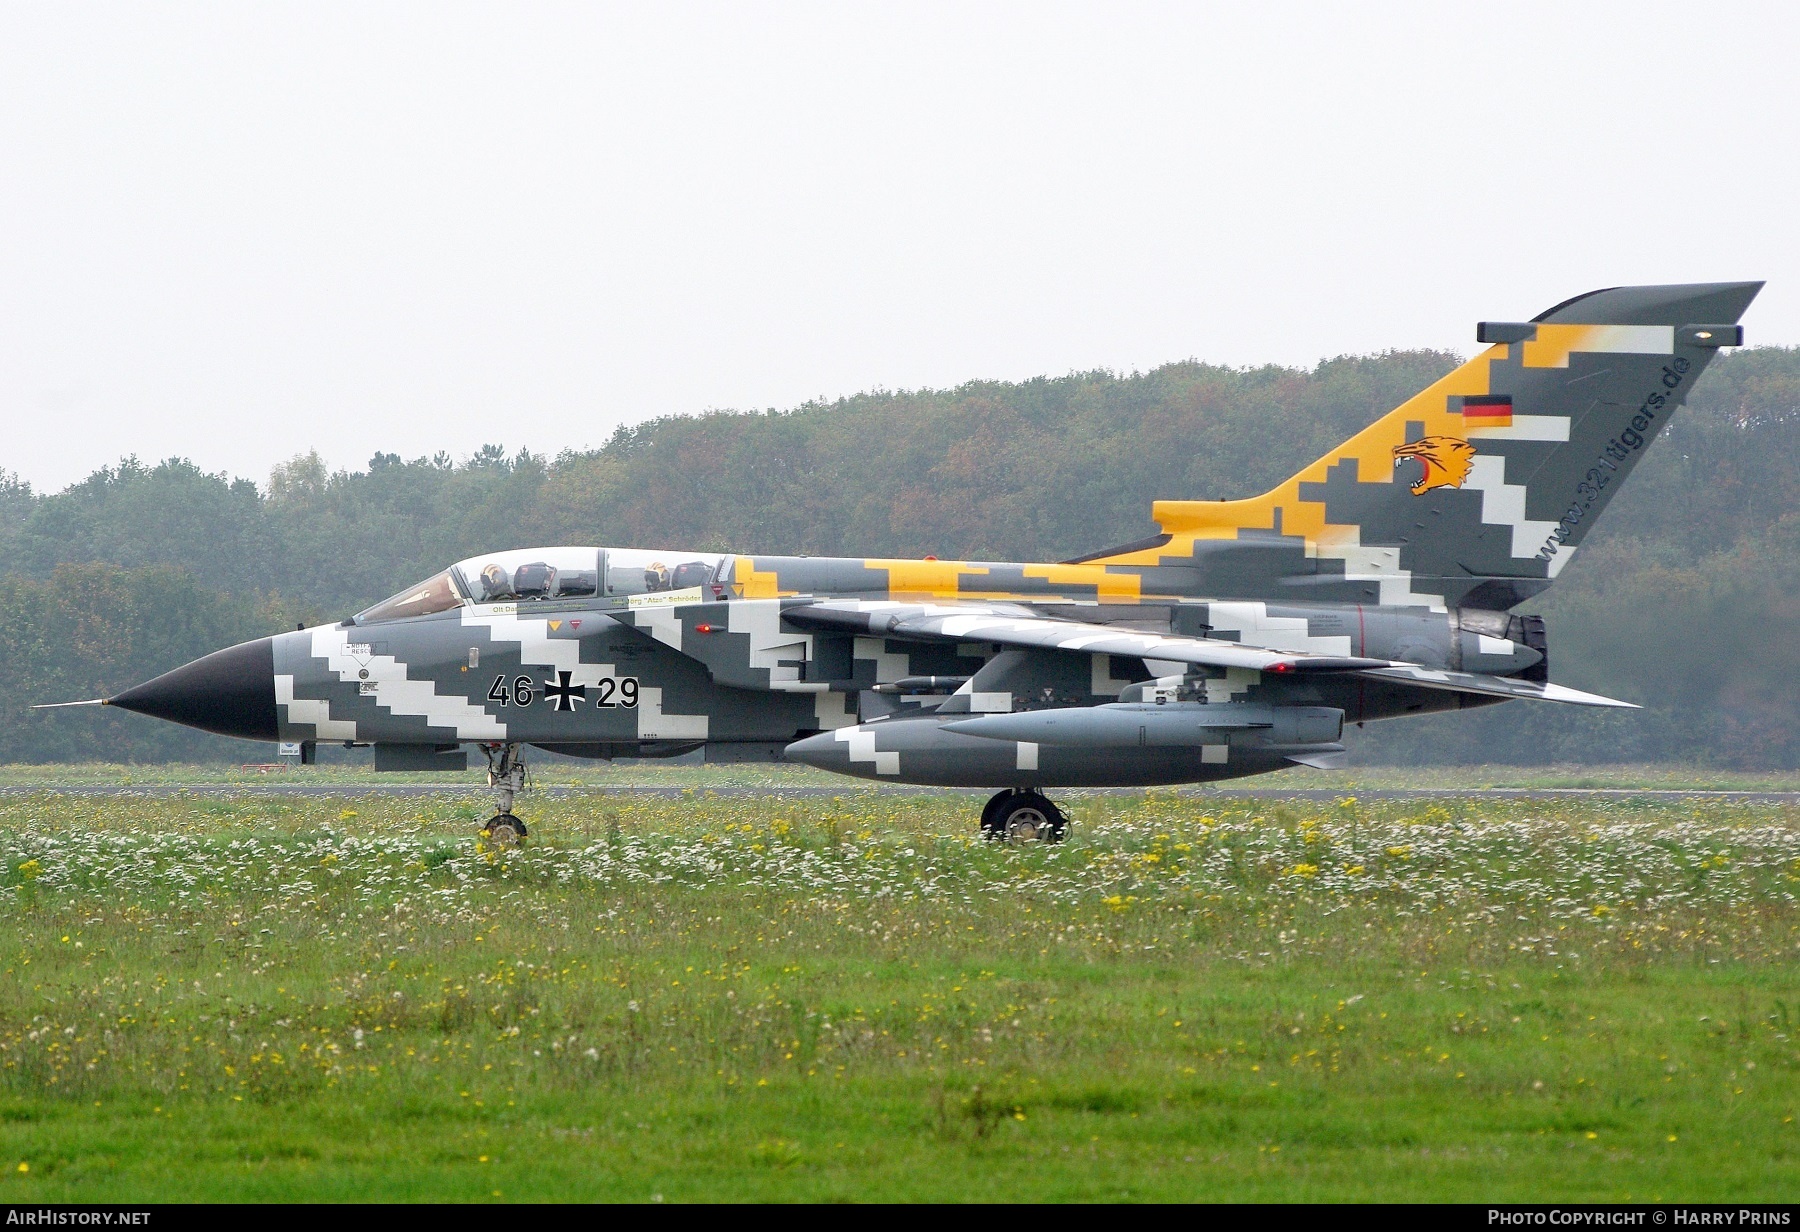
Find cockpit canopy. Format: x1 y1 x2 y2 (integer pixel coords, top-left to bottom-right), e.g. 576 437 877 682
458 547 605 603
353 546 727 624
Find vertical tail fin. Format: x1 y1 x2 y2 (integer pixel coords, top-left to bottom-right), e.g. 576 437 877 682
1096 282 1762 609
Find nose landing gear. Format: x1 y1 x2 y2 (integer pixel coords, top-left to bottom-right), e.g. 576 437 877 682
980 789 1068 843
479 742 530 844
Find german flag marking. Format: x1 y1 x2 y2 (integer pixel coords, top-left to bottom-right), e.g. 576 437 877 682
1461 394 1513 427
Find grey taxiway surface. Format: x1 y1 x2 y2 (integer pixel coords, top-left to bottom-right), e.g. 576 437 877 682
4 784 1798 804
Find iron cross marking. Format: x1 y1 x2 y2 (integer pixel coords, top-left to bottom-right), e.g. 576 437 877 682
543 670 586 712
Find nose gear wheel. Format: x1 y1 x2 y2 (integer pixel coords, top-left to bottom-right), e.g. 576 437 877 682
482 813 527 845
479 742 532 842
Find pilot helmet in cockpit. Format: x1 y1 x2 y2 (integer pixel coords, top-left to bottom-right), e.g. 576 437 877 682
479 563 512 601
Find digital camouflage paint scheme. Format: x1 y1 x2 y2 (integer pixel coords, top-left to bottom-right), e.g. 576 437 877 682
76 283 1762 841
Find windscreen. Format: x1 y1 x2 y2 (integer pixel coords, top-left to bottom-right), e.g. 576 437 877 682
355 569 466 623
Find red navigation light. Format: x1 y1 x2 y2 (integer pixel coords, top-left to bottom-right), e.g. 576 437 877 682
1267 661 1294 674
695 623 715 634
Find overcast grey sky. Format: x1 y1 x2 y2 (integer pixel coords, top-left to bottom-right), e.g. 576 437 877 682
2 1 1796 493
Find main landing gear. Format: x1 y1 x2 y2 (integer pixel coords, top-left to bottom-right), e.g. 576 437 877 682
980 789 1068 843
480 742 530 844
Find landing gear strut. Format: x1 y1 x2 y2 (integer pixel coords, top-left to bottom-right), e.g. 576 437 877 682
980 789 1067 843
480 742 530 843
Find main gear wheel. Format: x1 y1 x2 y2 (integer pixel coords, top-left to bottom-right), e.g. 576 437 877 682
980 790 1067 843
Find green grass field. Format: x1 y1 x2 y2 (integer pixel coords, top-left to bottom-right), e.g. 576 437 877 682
0 787 1795 1201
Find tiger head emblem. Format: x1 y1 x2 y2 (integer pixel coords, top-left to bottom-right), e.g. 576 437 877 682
1392 435 1476 495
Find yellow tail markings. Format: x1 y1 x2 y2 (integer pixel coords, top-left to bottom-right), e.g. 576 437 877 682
1082 345 1511 561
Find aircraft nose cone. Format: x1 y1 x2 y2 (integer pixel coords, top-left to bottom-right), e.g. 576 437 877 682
110 637 278 740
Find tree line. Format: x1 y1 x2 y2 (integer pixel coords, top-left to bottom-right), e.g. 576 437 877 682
3 346 1796 766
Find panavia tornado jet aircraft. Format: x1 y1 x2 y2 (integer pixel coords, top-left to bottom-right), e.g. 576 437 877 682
61 282 1760 841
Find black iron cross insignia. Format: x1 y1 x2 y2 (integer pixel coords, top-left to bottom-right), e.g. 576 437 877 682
543 670 586 712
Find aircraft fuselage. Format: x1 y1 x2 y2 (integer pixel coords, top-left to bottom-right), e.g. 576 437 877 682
113 542 1540 787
